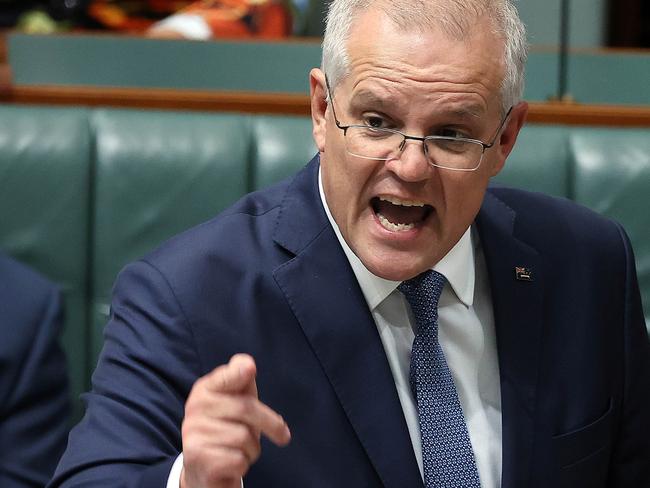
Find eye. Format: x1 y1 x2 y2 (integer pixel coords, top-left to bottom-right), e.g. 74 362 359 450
436 127 469 139
365 115 387 129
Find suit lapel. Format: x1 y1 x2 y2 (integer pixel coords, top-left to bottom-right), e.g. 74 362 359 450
272 158 423 488
476 190 544 488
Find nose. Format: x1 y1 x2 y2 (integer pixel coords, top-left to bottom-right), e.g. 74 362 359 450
385 138 432 182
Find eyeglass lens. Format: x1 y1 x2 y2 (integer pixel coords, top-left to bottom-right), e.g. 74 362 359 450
344 127 484 170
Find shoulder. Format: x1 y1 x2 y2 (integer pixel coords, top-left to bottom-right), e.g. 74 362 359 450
484 185 629 271
486 185 623 240
151 176 290 264
113 176 296 302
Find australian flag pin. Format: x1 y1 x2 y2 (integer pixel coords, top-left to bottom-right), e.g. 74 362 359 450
515 266 533 281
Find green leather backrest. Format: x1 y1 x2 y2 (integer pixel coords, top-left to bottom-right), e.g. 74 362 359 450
494 124 571 198
91 109 251 364
251 115 318 190
0 105 91 421
571 128 650 326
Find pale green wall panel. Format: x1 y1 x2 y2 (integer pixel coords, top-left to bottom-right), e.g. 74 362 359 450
9 34 320 93
517 0 606 47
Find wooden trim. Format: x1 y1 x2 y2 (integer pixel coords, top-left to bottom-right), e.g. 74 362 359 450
1 84 313 115
2 83 650 126
0 84 307 114
526 102 650 127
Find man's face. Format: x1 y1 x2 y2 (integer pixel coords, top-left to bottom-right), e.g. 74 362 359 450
310 8 527 281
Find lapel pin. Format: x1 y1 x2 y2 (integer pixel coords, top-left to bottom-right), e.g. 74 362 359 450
515 266 533 282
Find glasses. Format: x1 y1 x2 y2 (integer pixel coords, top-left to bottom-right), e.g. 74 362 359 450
326 78 512 172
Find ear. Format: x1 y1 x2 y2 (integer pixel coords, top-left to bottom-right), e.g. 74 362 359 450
489 101 528 176
310 68 328 153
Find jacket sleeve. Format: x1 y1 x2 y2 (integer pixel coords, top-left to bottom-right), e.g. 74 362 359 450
49 260 202 487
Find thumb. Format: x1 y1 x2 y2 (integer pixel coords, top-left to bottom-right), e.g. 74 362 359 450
205 353 258 395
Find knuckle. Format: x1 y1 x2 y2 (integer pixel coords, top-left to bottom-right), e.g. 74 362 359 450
229 450 250 476
192 374 209 393
230 423 253 446
216 371 230 391
204 364 230 392
181 417 194 439
181 402 205 429
232 397 253 419
182 443 203 466
203 464 224 485
210 451 248 480
184 398 199 417
181 424 200 446
186 379 210 407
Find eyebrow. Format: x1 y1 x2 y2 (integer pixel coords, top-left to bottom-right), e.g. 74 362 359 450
348 89 485 120
348 90 392 111
449 106 483 119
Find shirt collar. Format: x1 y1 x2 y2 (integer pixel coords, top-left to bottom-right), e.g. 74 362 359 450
318 166 475 311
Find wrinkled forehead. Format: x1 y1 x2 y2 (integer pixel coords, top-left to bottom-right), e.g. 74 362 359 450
342 11 503 92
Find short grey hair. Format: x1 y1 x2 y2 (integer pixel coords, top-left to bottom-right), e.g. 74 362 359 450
321 0 528 113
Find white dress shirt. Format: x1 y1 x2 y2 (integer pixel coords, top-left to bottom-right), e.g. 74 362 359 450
168 169 502 488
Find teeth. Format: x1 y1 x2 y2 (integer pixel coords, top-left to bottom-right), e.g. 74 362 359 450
377 213 415 232
379 196 425 207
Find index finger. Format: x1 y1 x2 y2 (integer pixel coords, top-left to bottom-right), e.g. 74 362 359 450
253 400 292 447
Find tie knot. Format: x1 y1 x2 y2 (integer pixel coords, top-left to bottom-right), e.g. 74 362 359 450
398 270 447 325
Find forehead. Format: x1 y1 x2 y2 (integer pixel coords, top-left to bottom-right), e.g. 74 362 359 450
341 7 505 114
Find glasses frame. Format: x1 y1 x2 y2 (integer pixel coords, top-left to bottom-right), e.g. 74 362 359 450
325 77 513 172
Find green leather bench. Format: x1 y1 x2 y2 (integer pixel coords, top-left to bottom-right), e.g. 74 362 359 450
0 105 648 422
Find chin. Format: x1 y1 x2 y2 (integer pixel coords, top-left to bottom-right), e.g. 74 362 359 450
362 254 430 282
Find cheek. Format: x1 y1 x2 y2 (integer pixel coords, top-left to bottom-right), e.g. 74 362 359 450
478 150 506 178
321 154 354 218
439 173 490 222
322 139 349 192
322 154 375 224
323 134 362 193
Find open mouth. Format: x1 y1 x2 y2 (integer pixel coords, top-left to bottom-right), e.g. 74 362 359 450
371 196 433 232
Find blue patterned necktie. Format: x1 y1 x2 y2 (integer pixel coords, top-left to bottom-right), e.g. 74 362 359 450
399 270 481 488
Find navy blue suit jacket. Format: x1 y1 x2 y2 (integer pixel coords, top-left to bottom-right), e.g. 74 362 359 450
0 254 69 487
51 157 649 487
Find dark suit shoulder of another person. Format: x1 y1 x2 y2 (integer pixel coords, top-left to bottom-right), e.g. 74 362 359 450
0 254 70 488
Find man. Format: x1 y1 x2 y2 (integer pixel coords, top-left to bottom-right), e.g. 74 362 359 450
51 0 650 487
0 253 69 487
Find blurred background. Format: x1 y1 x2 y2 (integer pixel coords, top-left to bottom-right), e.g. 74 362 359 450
0 0 648 46
1 0 649 106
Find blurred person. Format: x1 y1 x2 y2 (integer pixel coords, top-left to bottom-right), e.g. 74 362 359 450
51 0 649 487
147 0 292 40
0 253 69 487
83 0 191 32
